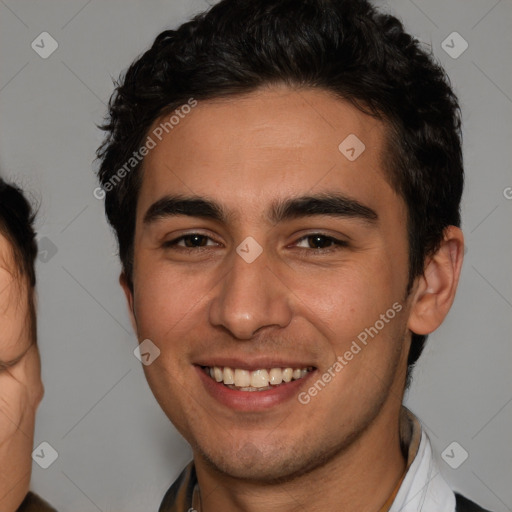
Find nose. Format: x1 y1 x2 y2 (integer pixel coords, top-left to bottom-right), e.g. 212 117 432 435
208 245 293 339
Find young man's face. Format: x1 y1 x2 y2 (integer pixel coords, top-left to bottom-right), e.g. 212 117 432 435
123 87 416 481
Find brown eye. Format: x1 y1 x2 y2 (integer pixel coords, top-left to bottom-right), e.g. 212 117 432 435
295 234 348 251
180 234 209 247
162 233 218 249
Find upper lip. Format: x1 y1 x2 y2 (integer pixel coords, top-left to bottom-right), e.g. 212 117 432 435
194 358 316 372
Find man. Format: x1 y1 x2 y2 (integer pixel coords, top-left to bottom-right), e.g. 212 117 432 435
0 178 56 511
96 0 491 510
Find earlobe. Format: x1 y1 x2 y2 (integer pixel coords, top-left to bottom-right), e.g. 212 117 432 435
407 226 464 336
119 271 138 334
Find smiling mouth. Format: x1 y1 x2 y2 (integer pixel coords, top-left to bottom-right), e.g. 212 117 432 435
201 365 315 391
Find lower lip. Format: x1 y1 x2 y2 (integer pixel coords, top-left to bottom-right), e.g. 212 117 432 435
195 366 316 412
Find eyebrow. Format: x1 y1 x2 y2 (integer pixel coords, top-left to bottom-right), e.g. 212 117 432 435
143 192 378 226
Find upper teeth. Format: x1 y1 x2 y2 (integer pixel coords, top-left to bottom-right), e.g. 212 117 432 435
205 366 312 388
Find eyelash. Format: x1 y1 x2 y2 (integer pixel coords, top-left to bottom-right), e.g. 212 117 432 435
162 233 348 254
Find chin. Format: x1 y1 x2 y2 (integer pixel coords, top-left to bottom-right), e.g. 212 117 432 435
203 451 300 482
196 435 344 485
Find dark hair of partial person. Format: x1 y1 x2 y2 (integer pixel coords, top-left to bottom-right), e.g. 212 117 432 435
96 0 464 387
0 177 38 342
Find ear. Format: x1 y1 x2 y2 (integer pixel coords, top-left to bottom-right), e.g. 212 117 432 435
119 271 138 335
407 226 464 335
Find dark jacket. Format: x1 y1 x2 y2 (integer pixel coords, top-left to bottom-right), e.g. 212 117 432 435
16 492 57 512
15 487 491 511
456 492 493 512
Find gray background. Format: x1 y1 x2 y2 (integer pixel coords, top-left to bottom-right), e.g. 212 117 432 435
0 0 510 511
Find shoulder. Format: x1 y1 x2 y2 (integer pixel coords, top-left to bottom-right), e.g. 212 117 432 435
455 492 494 512
16 491 57 512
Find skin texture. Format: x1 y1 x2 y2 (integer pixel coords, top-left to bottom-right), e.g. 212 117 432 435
0 233 43 512
121 86 464 512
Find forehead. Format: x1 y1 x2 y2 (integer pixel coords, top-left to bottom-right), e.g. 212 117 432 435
137 86 397 222
0 230 32 363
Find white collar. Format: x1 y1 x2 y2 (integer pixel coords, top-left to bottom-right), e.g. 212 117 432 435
390 413 455 512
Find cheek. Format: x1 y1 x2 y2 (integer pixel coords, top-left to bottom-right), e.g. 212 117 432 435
134 265 195 338
132 262 209 341
292 260 401 344
0 308 30 360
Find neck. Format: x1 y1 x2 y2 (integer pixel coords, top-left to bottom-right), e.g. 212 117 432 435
194 400 408 512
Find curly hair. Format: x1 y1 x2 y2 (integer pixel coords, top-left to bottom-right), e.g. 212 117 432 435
96 0 464 384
